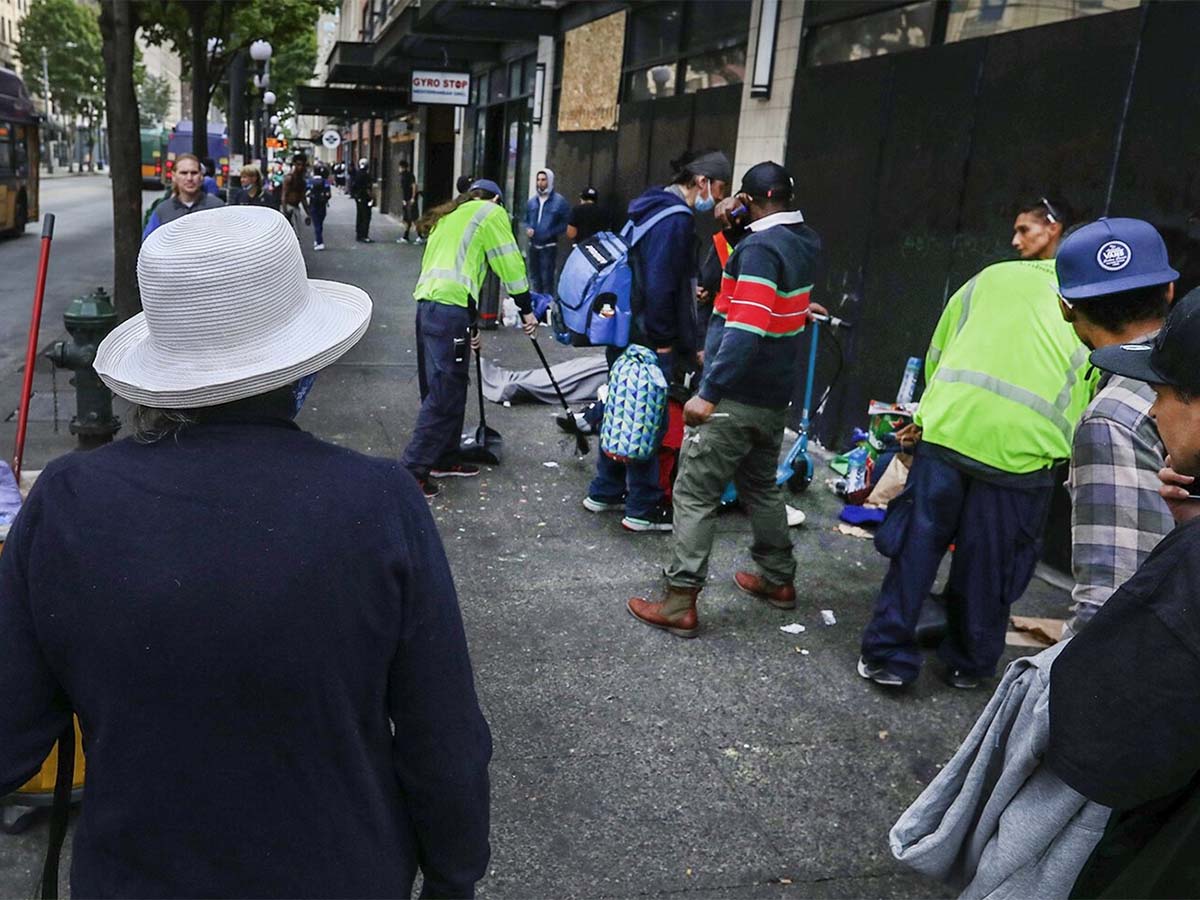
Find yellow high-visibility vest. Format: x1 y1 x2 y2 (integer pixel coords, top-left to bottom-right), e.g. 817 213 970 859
414 200 529 307
916 258 1097 473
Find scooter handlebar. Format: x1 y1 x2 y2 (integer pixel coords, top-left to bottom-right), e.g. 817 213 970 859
810 311 852 329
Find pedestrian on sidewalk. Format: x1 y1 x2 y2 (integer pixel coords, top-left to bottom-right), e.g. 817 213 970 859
1045 287 1200 897
142 152 223 239
1056 217 1178 638
523 168 570 293
307 162 333 251
566 187 605 244
350 157 375 243
0 205 492 899
229 164 278 210
202 157 220 196
401 179 538 497
397 158 422 245
582 149 731 533
857 195 1095 691
281 156 312 233
627 162 821 638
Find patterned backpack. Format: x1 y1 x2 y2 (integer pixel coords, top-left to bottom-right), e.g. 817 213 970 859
600 345 669 463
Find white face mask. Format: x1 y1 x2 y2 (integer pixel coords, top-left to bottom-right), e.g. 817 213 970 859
694 179 715 212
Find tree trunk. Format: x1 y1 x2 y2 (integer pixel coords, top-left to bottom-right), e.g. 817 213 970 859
188 1 211 159
99 0 141 321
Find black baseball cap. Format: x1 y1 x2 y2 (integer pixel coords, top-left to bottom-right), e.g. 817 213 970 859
580 187 598 201
739 161 793 201
1090 285 1200 393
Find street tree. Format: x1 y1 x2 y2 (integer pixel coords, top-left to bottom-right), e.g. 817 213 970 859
16 0 105 171
139 0 334 159
138 72 173 126
98 1 141 320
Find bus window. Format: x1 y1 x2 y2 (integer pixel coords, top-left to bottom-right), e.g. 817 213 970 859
0 122 13 174
14 124 27 174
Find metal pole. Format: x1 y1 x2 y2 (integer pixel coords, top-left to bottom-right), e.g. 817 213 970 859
40 46 53 174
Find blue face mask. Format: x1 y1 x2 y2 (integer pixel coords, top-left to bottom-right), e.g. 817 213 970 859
292 374 317 417
694 181 715 212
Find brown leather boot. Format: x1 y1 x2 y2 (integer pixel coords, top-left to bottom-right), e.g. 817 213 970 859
627 585 700 638
734 571 796 610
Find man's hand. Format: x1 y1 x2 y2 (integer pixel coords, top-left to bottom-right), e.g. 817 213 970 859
470 329 483 353
526 227 535 238
895 423 923 450
684 396 716 427
696 286 712 304
521 312 539 337
1159 454 1200 524
808 301 829 319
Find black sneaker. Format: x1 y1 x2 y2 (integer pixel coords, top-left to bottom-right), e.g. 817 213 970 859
856 656 911 688
430 462 480 478
939 667 982 690
622 505 673 533
418 477 441 498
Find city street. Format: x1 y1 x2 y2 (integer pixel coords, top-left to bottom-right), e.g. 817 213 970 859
0 179 1069 899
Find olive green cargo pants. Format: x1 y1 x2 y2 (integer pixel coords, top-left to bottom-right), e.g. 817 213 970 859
664 399 796 589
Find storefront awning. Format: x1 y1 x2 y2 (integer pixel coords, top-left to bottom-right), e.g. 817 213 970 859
294 86 411 120
413 0 560 39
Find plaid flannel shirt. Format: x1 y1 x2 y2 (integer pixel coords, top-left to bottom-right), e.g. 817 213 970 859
1066 369 1174 635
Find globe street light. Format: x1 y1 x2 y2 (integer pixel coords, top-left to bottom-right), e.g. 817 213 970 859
270 114 280 126
249 40 272 63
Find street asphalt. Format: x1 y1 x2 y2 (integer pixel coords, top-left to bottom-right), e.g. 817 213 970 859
0 178 1069 899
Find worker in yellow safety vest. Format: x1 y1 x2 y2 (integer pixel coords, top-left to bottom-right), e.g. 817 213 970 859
400 179 538 497
858 195 1096 690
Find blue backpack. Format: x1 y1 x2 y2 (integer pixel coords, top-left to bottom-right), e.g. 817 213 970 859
553 205 692 347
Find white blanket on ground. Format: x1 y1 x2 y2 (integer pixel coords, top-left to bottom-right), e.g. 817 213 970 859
480 355 608 405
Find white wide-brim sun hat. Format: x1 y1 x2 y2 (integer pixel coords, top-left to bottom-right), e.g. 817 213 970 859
95 205 371 408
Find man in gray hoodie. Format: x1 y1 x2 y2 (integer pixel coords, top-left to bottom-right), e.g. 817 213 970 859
524 168 571 295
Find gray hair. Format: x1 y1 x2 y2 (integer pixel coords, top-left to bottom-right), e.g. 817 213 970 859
130 405 197 444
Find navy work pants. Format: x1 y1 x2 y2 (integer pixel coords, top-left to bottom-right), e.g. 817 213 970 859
859 446 1052 681
401 301 472 479
528 244 557 295
587 347 670 518
311 204 326 244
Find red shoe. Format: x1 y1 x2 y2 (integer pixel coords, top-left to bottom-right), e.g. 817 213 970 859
734 571 796 610
627 586 700 638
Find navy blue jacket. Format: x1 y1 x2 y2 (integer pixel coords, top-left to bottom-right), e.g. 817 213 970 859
0 410 491 898
627 187 697 352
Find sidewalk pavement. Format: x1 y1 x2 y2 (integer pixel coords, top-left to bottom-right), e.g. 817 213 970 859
0 195 1070 899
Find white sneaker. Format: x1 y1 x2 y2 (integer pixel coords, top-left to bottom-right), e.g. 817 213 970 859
413 236 424 244
313 243 325 251
397 236 409 244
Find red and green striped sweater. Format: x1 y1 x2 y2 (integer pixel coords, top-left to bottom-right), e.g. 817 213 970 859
699 211 822 408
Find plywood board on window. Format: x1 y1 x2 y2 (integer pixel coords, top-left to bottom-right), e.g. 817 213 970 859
558 10 626 133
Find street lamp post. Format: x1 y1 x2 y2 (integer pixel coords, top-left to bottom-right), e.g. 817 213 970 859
262 91 276 165
40 46 52 174
248 40 272 164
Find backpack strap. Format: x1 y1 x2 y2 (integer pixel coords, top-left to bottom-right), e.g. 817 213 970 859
626 204 691 247
38 720 75 900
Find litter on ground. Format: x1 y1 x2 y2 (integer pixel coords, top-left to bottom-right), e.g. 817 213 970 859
820 609 837 626
779 623 806 635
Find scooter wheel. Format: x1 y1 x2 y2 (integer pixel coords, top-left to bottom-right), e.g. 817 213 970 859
787 469 811 494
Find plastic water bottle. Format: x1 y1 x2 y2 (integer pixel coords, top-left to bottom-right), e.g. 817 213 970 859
896 357 921 405
845 446 869 493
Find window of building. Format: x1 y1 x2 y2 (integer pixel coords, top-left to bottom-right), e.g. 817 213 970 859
944 0 1141 43
805 1 937 67
622 0 750 102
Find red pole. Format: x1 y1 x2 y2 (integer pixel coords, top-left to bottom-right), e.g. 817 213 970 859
12 213 55 480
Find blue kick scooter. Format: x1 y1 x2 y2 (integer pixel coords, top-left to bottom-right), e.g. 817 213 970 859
720 311 852 505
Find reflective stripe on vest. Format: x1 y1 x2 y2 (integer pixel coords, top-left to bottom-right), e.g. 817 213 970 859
932 361 1084 444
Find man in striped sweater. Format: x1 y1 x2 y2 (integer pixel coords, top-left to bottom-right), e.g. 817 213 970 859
629 162 823 637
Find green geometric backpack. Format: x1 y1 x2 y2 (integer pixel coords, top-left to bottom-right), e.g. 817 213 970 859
600 345 669 463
